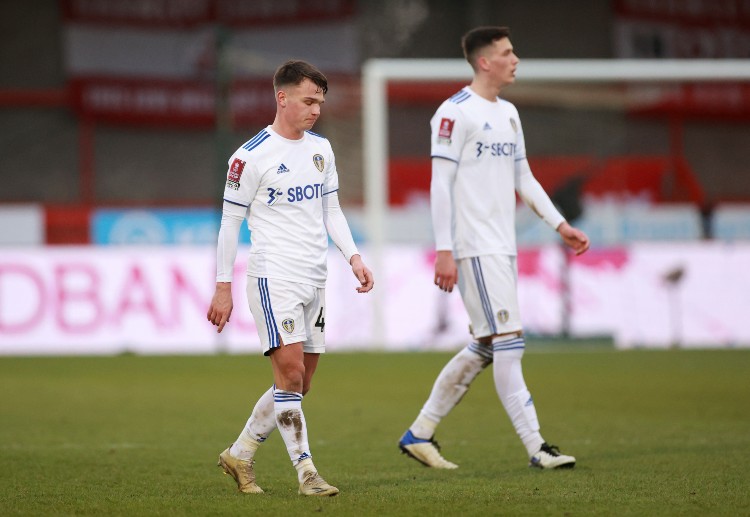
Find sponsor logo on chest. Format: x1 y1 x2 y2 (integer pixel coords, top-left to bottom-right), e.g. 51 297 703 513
475 141 517 158
265 153 327 205
266 183 326 205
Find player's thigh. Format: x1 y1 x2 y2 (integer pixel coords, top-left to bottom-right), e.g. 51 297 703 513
456 255 522 339
246 277 309 356
301 287 326 354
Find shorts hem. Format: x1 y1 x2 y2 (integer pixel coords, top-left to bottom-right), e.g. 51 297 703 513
472 326 523 339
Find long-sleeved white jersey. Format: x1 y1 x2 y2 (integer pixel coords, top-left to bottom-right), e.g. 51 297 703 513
217 126 358 287
430 86 565 258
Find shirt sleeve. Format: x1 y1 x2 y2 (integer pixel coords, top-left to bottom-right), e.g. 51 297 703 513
513 110 528 163
216 200 248 282
515 158 565 231
323 190 359 263
322 142 340 195
430 102 464 163
223 148 260 208
430 156 458 251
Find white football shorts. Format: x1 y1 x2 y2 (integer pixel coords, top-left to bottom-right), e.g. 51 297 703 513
246 276 326 356
456 254 522 339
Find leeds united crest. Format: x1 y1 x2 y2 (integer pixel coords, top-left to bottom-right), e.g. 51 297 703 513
313 154 324 172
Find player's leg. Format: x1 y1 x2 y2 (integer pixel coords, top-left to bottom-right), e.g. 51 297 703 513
263 282 336 496
491 333 574 468
398 257 493 469
268 341 309 464
485 255 575 469
398 343 491 469
270 340 337 496
228 385 276 462
217 277 281 494
287 286 338 495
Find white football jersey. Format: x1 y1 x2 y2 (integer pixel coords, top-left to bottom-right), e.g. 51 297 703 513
223 126 339 287
431 87 528 258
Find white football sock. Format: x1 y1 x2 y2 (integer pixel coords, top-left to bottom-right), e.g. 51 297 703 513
492 335 545 457
294 457 317 483
230 385 277 460
410 343 492 439
273 389 313 472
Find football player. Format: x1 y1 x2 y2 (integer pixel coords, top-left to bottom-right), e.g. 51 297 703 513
208 60 374 496
398 26 589 470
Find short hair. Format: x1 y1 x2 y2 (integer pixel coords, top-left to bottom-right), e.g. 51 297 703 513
461 26 511 69
273 60 328 94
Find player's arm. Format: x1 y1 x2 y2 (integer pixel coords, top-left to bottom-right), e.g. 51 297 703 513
514 159 589 255
207 201 247 332
431 156 458 292
323 190 374 293
208 152 258 332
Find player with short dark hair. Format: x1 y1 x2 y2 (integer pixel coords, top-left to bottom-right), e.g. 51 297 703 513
273 59 328 95
398 27 589 470
208 59 374 496
461 26 511 66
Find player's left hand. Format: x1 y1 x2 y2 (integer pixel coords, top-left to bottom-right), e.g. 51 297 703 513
558 221 590 255
350 254 374 293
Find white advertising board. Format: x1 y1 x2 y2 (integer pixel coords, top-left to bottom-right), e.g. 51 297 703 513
0 244 748 354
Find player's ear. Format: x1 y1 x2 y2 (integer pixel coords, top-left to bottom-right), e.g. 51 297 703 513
277 90 287 107
477 55 490 72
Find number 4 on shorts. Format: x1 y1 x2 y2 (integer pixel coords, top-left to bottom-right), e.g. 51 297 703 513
315 307 325 331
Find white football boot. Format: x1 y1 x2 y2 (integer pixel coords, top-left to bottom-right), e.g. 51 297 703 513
529 442 576 469
298 471 339 497
398 430 458 469
217 445 264 493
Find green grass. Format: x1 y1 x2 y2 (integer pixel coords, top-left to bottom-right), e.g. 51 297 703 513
1 346 749 515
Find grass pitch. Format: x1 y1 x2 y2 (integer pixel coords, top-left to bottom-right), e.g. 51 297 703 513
1 345 749 516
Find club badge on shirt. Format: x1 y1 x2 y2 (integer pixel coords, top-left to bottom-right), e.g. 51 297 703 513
438 118 455 144
227 158 246 190
313 154 325 172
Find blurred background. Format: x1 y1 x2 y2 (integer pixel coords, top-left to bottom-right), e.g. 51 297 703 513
1 0 749 353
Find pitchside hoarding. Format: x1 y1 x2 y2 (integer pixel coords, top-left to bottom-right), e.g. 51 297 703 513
91 208 250 245
1 244 748 354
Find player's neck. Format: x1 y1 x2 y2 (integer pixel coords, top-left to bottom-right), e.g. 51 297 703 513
271 119 305 140
469 78 502 102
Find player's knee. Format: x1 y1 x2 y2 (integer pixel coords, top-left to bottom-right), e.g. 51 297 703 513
279 363 305 392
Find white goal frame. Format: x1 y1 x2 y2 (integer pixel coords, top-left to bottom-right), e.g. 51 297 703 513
362 59 750 345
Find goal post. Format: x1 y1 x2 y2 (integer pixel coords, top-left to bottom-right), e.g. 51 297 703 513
362 59 750 346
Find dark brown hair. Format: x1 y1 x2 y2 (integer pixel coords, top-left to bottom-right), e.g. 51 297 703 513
461 26 511 69
273 60 328 94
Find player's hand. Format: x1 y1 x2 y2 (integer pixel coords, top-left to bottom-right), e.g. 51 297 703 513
207 282 233 333
350 254 374 293
434 250 458 292
558 221 590 255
